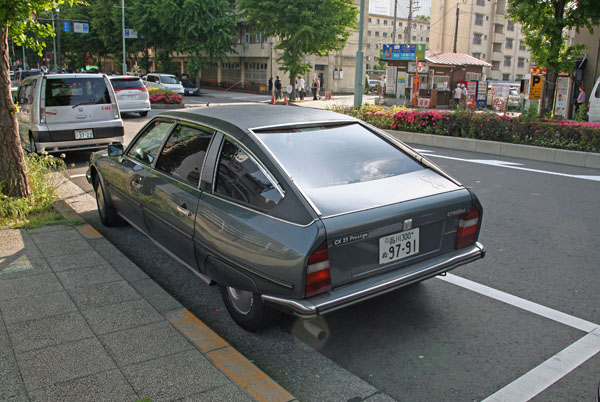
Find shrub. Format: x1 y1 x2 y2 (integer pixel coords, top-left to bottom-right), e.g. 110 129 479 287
0 152 66 227
331 105 600 153
147 88 183 104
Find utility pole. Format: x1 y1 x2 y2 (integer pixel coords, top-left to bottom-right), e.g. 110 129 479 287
122 0 127 74
392 0 398 44
453 6 459 53
407 0 413 44
56 9 61 70
353 0 366 108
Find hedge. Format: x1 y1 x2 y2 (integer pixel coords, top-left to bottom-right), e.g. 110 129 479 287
331 106 600 153
148 87 183 104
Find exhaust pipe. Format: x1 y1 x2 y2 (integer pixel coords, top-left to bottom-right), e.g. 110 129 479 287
303 319 326 341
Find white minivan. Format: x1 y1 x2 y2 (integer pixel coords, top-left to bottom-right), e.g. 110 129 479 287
142 73 184 94
588 76 600 122
16 73 124 153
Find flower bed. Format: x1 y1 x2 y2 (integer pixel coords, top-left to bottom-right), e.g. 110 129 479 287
148 88 183 104
331 106 600 153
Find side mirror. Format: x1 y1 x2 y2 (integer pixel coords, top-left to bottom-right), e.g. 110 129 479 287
107 144 124 157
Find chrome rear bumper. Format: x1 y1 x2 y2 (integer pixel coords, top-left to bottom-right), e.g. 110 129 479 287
262 242 485 318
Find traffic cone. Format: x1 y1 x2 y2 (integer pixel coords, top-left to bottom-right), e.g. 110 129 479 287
284 95 288 105
271 94 275 104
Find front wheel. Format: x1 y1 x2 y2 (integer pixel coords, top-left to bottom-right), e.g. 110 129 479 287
139 111 148 117
220 285 280 331
95 177 123 227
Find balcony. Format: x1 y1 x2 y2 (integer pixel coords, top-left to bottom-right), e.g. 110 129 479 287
232 43 273 58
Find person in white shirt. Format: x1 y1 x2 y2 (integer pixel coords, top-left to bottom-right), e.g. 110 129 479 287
453 84 462 108
299 76 305 100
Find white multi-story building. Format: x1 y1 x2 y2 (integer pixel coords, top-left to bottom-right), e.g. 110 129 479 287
429 0 532 81
365 13 430 71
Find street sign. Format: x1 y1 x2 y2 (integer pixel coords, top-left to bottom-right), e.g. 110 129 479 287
124 29 138 39
63 21 71 32
382 44 426 61
30 13 37 22
529 74 543 99
74 23 89 34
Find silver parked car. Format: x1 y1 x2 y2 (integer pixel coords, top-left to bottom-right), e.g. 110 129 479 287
87 105 485 331
16 73 124 153
109 75 151 117
142 73 184 94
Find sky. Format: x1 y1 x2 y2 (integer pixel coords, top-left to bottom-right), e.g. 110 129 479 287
369 0 431 18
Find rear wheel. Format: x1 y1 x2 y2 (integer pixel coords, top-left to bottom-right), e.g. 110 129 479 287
139 111 148 117
220 285 280 331
29 134 37 154
94 177 123 226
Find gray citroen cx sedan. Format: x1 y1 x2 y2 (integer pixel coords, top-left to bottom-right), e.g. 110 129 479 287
87 104 485 331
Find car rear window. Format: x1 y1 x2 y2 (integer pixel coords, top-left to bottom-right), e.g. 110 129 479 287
45 77 110 106
255 123 423 190
110 78 144 90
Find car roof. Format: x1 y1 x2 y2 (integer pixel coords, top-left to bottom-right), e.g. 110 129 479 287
44 73 106 79
159 104 357 136
109 75 141 79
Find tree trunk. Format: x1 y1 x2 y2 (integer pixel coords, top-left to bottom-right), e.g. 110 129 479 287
0 24 31 199
289 72 296 101
540 69 558 118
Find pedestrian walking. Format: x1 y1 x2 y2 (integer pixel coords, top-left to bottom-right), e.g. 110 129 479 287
299 76 305 100
268 77 273 96
461 84 468 107
576 86 586 114
312 77 319 100
453 84 461 108
275 76 282 100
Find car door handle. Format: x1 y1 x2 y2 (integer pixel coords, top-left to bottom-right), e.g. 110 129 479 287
177 204 192 217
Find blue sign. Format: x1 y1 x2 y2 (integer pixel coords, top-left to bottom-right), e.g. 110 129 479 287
382 44 426 61
63 21 71 32
74 23 89 34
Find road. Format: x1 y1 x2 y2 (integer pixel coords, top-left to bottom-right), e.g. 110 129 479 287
63 97 600 402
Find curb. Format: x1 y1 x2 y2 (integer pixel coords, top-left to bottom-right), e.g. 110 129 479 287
385 130 600 169
52 179 296 402
151 103 186 110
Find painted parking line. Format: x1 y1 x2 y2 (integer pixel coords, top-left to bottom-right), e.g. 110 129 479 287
439 274 600 401
415 149 600 182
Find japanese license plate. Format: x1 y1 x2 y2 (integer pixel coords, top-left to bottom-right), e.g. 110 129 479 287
379 228 419 264
74 129 93 140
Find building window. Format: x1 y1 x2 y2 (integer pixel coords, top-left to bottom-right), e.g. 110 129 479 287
492 61 500 71
516 74 523 80
375 44 379 49
426 37 429 42
493 42 502 52
494 24 503 34
507 20 515 31
475 14 484 26
502 73 510 81
368 30 371 36
476 0 485 5
506 38 513 49
504 56 511 67
519 40 527 51
466 72 481 81
399 21 403 26
384 19 388 25
517 57 525 68
472 52 481 59
377 19 380 24
383 32 388 37
368 18 372 23
473 33 482 45
367 43 371 49
375 31 379 36
412 35 416 40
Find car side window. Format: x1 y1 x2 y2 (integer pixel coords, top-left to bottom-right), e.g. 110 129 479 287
215 139 282 210
155 124 213 186
127 120 175 165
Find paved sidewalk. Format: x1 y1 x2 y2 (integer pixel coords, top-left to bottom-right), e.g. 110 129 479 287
0 202 296 402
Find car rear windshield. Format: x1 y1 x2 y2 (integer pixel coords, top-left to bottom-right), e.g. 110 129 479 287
110 77 144 90
255 123 423 190
45 77 110 107
160 75 179 84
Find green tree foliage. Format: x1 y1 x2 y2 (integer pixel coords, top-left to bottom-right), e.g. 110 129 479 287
508 0 600 117
1 0 81 200
239 0 358 100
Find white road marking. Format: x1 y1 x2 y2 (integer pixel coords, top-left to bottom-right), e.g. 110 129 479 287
417 150 600 182
69 174 87 178
438 274 599 332
482 330 600 402
438 274 600 401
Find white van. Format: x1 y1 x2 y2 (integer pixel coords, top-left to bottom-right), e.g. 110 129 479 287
588 76 600 122
16 73 124 153
142 73 184 94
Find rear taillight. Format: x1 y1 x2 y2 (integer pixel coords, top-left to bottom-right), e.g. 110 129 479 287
40 107 46 124
456 205 480 249
305 242 331 298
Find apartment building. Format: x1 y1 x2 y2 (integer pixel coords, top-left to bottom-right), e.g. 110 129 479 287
191 0 370 94
366 14 430 71
429 0 532 81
